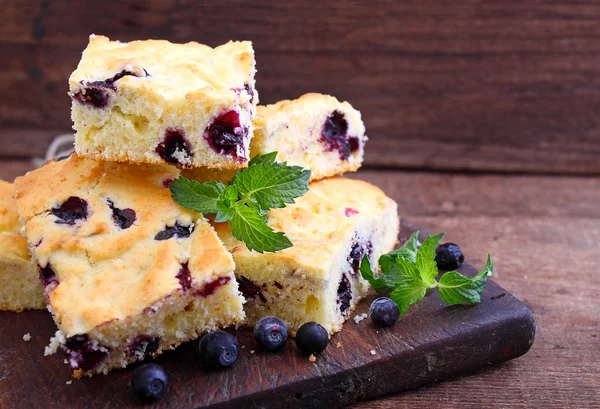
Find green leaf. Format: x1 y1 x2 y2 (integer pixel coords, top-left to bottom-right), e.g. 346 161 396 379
233 162 311 212
230 203 293 253
416 233 446 286
169 177 226 214
385 257 430 314
379 231 420 273
359 256 388 292
438 255 494 304
249 152 278 166
382 256 423 289
215 202 235 223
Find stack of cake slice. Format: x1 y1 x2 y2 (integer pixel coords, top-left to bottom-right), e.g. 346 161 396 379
6 34 399 376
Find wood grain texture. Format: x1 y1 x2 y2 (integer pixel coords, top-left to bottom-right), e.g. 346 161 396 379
0 161 598 407
0 228 534 409
2 0 600 174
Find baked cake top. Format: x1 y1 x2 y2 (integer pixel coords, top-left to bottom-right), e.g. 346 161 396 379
215 177 397 278
14 155 235 336
0 180 30 262
69 35 256 103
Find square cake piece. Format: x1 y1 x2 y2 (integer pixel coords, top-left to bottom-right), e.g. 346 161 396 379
0 180 45 311
250 93 367 181
214 177 398 335
14 154 245 377
70 35 257 169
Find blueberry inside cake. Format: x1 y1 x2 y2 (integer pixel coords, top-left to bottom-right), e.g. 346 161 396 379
70 35 257 170
13 154 245 377
214 177 398 335
251 93 367 181
0 180 45 311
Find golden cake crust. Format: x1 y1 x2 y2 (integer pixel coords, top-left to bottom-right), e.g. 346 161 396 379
251 93 366 180
14 155 236 336
0 180 46 311
69 35 255 102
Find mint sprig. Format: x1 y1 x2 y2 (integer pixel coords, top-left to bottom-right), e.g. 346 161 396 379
360 231 493 314
169 153 311 253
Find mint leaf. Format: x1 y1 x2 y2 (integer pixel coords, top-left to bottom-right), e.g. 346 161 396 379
249 152 278 166
169 178 225 214
366 231 494 315
438 255 494 304
359 256 387 292
169 152 311 253
230 202 292 253
379 231 420 273
416 233 445 286
234 162 311 212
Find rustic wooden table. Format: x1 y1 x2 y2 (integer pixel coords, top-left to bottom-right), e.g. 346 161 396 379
1 161 597 408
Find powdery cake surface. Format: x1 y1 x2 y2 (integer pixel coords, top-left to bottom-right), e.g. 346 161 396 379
14 154 245 377
70 35 257 169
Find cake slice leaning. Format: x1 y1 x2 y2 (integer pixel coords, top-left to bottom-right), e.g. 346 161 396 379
0 180 45 311
14 154 245 377
251 93 367 181
214 177 399 335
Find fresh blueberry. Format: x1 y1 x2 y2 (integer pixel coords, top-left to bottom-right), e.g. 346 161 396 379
254 316 288 352
369 297 400 327
295 322 329 355
198 331 239 369
131 363 168 401
435 243 465 270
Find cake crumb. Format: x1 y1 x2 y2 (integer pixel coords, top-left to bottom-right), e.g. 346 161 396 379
308 354 317 362
250 350 255 354
353 313 368 324
65 380 72 385
336 342 342 348
23 333 31 342
370 350 376 356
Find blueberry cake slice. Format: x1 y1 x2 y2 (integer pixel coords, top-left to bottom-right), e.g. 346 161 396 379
214 177 398 335
251 93 367 181
70 35 257 169
0 180 45 311
13 154 245 377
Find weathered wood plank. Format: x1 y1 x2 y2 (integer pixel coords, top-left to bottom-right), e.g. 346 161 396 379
2 1 600 173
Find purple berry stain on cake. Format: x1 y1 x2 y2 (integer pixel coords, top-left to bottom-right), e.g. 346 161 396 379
320 110 360 160
72 69 148 108
107 200 136 229
155 128 193 167
126 335 159 360
244 83 254 104
176 263 192 291
154 222 195 240
337 274 352 316
345 207 359 217
38 263 58 290
205 110 248 160
347 239 373 276
238 276 267 303
51 196 88 225
196 276 231 297
64 334 110 371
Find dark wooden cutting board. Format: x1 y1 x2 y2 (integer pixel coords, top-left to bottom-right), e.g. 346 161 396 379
0 223 535 408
